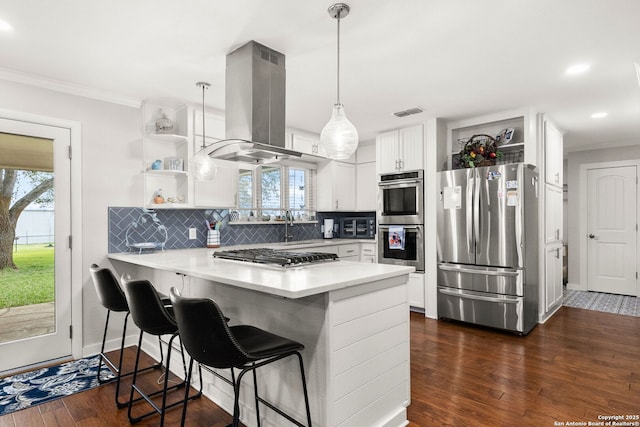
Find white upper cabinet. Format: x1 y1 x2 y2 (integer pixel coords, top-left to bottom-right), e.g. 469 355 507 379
376 124 424 174
193 159 238 208
193 110 225 141
193 109 240 208
544 119 563 187
292 133 321 157
356 162 377 211
317 160 356 211
399 125 424 171
376 131 399 174
356 143 377 211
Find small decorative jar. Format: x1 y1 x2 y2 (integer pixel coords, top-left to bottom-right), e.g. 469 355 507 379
153 189 165 204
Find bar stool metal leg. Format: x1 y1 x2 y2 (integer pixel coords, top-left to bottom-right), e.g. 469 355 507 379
127 331 194 426
97 310 165 408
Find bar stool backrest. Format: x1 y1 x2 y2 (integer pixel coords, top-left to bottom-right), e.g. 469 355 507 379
121 276 177 336
169 288 250 369
89 264 128 312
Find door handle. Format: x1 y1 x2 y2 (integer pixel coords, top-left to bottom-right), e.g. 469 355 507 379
588 234 596 239
438 264 520 276
438 288 520 304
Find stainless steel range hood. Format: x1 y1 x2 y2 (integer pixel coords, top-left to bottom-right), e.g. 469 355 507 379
209 41 301 163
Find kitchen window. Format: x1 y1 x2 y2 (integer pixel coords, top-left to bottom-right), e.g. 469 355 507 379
237 164 316 219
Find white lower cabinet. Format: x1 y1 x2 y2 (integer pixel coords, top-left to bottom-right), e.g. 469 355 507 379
544 245 563 314
408 273 425 310
544 185 563 244
338 243 360 261
360 242 377 263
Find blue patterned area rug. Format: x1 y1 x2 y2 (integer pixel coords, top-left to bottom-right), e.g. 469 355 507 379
564 289 640 317
0 355 115 416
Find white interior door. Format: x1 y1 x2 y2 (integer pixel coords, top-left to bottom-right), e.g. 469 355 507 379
586 165 637 296
0 118 72 373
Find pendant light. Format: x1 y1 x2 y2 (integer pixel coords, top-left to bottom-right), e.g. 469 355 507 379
320 3 359 160
190 81 218 181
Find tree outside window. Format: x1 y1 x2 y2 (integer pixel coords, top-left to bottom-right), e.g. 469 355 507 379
260 166 281 217
237 168 253 210
288 168 306 214
236 165 313 219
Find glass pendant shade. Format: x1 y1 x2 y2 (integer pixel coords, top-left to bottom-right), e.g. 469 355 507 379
190 81 217 181
320 103 359 160
190 146 218 181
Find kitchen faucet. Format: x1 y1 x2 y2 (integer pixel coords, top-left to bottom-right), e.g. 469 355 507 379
284 210 294 242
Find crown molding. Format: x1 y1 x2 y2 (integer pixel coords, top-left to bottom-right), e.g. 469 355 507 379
0 67 142 109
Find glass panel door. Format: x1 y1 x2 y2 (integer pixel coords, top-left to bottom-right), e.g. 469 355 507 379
0 119 72 373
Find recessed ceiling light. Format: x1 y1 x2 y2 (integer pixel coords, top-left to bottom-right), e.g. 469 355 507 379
591 112 608 119
565 63 590 75
0 19 13 32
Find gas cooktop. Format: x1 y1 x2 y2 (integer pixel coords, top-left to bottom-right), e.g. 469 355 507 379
213 248 339 267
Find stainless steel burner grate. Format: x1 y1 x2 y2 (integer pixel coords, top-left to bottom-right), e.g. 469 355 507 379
213 248 339 267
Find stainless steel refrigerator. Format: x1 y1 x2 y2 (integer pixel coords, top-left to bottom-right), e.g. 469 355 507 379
436 163 539 335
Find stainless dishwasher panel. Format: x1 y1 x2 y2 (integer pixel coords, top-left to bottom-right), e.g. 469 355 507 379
437 287 527 333
437 263 524 296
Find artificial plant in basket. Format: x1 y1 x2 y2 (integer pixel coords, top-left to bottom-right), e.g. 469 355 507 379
458 134 503 168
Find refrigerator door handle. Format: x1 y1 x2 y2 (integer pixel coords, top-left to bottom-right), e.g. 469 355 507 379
439 287 520 304
473 169 480 254
466 171 475 254
439 264 520 276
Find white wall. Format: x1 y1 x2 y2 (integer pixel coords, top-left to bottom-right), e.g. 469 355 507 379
0 79 142 354
566 144 640 289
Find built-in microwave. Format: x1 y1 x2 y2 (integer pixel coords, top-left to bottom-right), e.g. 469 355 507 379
377 224 424 272
340 217 375 239
378 170 424 225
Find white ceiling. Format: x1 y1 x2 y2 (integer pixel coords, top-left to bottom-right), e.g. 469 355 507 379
1 0 640 152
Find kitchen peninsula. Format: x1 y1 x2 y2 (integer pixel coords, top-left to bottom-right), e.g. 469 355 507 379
108 246 414 427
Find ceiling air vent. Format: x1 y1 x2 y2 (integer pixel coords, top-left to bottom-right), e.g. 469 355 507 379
393 106 424 118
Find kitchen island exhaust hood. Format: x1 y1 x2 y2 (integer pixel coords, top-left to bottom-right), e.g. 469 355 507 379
208 41 301 163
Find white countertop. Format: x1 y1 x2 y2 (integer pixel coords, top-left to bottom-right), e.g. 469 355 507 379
108 244 412 299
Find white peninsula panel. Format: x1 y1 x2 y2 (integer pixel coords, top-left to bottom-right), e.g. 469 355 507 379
108 249 412 427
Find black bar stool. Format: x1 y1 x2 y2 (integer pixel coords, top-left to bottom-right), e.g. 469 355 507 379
169 287 312 427
89 264 165 408
121 276 202 426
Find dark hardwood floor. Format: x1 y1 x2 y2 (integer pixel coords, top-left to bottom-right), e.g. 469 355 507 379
1 306 639 426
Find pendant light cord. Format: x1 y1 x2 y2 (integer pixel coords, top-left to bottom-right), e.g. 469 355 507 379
201 84 206 150
336 13 341 105
196 81 210 151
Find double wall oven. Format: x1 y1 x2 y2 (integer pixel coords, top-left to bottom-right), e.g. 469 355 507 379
377 170 424 272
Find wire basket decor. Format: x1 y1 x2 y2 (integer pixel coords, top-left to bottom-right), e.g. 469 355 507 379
457 134 503 168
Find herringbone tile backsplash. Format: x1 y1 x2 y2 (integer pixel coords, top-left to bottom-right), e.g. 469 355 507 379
108 207 323 253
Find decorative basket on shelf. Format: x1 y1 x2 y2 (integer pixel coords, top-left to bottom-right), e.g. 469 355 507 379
458 134 504 168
